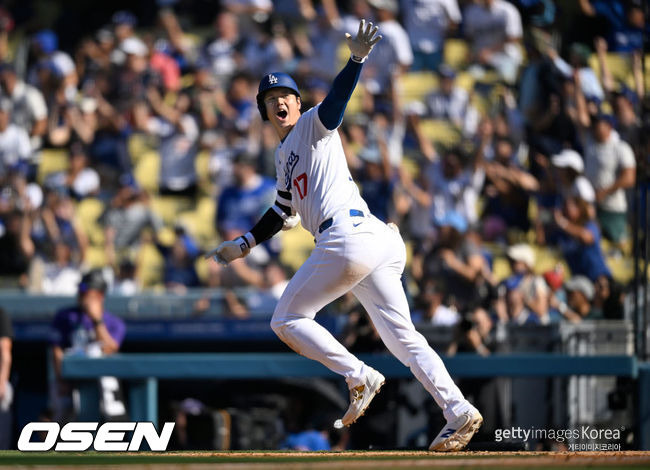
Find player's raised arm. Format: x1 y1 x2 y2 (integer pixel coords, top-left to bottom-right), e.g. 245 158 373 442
317 19 382 130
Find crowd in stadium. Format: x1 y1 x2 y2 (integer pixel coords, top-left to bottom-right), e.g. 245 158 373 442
0 0 646 342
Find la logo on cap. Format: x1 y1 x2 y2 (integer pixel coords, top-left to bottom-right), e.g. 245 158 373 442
268 74 278 84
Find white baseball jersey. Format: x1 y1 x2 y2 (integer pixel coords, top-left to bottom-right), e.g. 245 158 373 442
274 104 369 236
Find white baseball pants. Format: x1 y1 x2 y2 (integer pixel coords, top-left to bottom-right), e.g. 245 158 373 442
271 213 471 422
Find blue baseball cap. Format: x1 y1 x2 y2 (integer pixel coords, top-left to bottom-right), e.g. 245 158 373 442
112 10 137 27
33 30 58 54
438 64 456 79
119 173 140 190
256 72 300 121
594 113 616 127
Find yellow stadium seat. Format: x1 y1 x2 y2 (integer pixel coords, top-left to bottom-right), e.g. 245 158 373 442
531 245 567 275
195 150 214 196
151 195 194 226
177 197 217 248
401 72 438 103
157 226 177 246
588 53 634 89
136 242 165 288
37 148 69 184
84 245 108 269
492 255 511 282
133 150 161 194
455 72 475 92
195 256 209 284
279 224 314 272
75 198 106 246
443 39 469 69
419 119 461 147
492 245 568 283
606 255 634 284
128 133 156 165
345 88 364 115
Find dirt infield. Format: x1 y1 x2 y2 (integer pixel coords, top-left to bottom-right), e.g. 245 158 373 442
2 450 650 469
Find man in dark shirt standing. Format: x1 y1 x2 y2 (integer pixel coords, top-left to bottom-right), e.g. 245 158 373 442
50 270 126 421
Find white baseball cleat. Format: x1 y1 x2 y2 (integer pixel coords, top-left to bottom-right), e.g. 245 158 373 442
429 407 483 452
339 368 385 427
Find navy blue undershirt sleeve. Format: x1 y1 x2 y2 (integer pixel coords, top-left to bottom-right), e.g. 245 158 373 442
318 58 364 131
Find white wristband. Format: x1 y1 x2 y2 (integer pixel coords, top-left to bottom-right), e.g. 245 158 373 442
351 54 366 63
243 232 256 249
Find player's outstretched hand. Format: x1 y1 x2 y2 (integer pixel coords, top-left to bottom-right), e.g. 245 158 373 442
204 238 250 265
345 19 382 63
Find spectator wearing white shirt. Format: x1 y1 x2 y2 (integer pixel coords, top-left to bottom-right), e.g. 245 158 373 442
44 143 100 200
363 0 413 107
546 43 604 103
462 0 523 84
582 114 636 244
412 279 460 326
400 0 461 71
0 98 32 182
425 145 484 226
409 64 480 142
301 9 347 82
0 63 47 154
40 243 82 295
551 149 596 206
135 92 199 197
202 12 244 84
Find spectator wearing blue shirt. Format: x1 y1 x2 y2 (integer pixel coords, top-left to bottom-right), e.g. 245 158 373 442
221 72 256 133
155 225 201 292
482 136 539 239
353 132 394 223
579 0 647 53
216 150 277 256
554 195 611 282
281 429 331 451
217 151 275 235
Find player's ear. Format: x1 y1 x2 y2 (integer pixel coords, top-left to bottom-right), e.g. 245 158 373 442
296 95 301 111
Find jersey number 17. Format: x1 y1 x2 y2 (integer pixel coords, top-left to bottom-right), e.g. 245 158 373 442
293 173 307 199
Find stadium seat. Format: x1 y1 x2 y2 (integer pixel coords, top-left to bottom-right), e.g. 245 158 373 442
151 195 194 226
443 39 469 69
75 197 106 246
133 150 161 194
401 72 438 103
195 150 213 196
455 71 475 92
279 224 314 272
177 197 217 248
136 241 165 288
84 245 108 269
37 148 69 184
418 119 461 146
588 53 634 90
128 133 153 165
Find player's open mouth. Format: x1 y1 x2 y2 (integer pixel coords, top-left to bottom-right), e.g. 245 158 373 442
276 110 288 119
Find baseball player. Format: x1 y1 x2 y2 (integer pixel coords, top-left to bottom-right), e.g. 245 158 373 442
207 20 482 451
